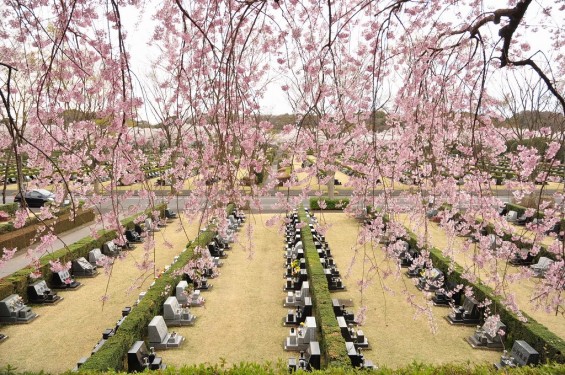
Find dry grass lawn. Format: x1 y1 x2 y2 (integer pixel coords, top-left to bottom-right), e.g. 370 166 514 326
314 212 501 369
0 218 200 373
397 213 565 342
159 214 288 368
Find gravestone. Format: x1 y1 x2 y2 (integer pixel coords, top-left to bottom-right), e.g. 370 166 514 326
125 229 143 243
288 342 321 372
333 300 355 323
72 257 98 277
165 209 177 219
285 281 309 307
346 342 376 369
447 296 482 325
145 218 160 232
416 268 444 291
163 296 196 326
27 280 62 304
51 269 81 289
495 340 539 369
284 297 312 326
175 280 189 304
284 316 317 351
505 211 518 222
530 257 554 278
136 291 146 306
509 249 534 266
338 318 369 349
72 357 88 371
327 272 345 291
91 338 107 355
102 241 120 257
432 282 463 307
88 248 105 266
127 341 166 372
467 316 506 350
148 315 184 350
0 294 38 324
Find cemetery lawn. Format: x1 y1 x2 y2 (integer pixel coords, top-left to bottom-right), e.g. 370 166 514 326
397 213 565 342
314 212 501 368
0 218 200 374
159 214 288 368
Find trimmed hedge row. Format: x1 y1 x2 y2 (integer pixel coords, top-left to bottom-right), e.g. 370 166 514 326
80 226 216 371
0 204 166 303
1 229 117 302
298 208 351 369
396 220 565 364
0 208 95 256
0 201 87 236
480 202 561 263
0 202 18 215
309 197 350 211
3 362 565 374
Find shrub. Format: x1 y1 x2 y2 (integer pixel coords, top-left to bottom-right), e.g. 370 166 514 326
0 208 95 258
309 198 350 211
0 202 18 216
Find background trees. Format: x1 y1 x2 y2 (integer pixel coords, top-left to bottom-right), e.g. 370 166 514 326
0 0 563 316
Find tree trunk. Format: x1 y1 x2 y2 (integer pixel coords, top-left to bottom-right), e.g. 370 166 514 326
327 170 336 199
94 180 101 195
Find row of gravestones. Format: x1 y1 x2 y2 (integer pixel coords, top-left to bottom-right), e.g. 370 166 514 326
283 211 320 372
123 209 244 373
0 225 145 343
305 210 376 370
426 206 559 275
497 207 559 274
0 227 146 325
69 211 179 370
391 236 540 369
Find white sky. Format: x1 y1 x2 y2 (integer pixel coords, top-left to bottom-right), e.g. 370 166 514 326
120 1 563 123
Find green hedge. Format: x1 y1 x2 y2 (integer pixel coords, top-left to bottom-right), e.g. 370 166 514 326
80 227 216 371
0 362 564 375
396 220 565 364
0 201 86 236
0 204 167 303
0 202 18 216
309 198 350 211
480 205 558 263
0 208 95 256
1 229 117 302
3 361 565 375
298 208 351 369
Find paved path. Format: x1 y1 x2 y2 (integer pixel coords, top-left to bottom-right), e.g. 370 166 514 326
0 222 102 279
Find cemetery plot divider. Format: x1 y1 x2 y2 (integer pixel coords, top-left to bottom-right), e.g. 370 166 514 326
80 228 215 371
298 207 351 369
0 202 19 216
435 202 560 263
392 216 565 364
80 210 219 371
0 201 87 236
0 207 94 255
0 204 167 302
309 198 350 211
